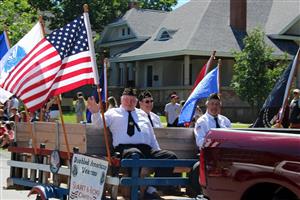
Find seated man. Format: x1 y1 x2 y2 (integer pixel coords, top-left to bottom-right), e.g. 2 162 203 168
138 90 163 128
191 93 231 193
87 87 177 199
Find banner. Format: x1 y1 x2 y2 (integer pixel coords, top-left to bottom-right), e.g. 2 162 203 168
69 154 108 200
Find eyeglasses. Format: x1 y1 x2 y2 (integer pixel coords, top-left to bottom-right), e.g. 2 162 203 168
144 100 154 104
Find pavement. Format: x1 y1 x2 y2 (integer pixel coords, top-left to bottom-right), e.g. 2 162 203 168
0 149 35 200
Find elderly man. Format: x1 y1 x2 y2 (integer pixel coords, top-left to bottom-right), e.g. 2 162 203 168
87 87 177 199
138 90 163 128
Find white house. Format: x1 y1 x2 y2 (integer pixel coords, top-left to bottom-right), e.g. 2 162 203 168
98 0 300 122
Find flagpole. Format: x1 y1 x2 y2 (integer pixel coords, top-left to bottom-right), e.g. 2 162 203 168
3 27 10 48
38 16 46 122
278 49 300 125
56 96 71 160
84 4 111 165
206 51 216 75
104 58 108 109
217 59 222 95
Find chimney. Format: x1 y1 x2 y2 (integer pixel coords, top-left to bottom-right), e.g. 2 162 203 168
129 1 139 9
230 0 247 32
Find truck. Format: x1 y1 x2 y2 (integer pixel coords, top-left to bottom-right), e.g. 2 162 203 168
200 128 300 200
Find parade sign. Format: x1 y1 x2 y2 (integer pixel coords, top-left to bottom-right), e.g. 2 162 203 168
69 154 108 200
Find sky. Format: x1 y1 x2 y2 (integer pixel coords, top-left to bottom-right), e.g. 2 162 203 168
173 0 190 9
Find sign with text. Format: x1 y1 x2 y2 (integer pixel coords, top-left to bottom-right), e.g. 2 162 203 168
69 154 108 200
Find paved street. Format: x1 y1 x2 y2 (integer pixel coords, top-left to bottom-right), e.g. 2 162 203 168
0 149 35 200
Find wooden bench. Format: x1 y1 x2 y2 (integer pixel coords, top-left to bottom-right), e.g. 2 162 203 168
9 122 198 199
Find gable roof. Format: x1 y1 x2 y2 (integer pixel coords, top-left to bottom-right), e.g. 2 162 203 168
100 8 168 44
112 0 299 62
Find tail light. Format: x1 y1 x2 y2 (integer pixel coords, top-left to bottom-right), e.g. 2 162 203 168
199 148 206 187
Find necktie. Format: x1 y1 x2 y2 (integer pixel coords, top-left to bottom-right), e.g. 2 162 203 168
214 117 220 128
148 114 154 127
127 111 135 136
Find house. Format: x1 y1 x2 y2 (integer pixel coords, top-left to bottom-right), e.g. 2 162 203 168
98 0 300 122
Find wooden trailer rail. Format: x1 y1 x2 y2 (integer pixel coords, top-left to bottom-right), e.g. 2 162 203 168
7 122 199 199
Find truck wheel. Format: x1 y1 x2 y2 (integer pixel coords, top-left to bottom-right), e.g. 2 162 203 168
189 161 202 195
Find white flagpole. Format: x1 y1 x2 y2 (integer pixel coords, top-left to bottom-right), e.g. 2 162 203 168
278 48 300 123
83 5 100 85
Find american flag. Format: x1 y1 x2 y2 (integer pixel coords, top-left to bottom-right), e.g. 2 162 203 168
1 14 98 111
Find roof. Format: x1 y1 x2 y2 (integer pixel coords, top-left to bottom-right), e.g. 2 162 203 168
111 0 299 62
100 8 168 44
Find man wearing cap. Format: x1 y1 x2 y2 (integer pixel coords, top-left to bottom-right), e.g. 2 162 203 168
289 89 300 128
194 93 231 148
190 93 231 193
138 90 163 128
87 87 177 199
164 93 181 127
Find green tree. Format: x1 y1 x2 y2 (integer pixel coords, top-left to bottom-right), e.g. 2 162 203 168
231 27 289 111
28 0 177 34
0 0 38 45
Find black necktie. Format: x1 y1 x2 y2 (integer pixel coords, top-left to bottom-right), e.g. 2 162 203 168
127 111 135 136
214 117 220 128
148 114 154 127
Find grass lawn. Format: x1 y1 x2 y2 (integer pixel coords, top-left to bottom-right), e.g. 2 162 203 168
62 112 250 128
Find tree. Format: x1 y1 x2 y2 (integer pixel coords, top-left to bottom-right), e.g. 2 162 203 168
28 0 177 34
0 0 38 45
231 27 288 111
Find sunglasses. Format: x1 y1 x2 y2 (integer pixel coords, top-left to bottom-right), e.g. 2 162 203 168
144 100 154 104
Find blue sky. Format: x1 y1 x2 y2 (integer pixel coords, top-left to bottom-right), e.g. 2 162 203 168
173 0 190 9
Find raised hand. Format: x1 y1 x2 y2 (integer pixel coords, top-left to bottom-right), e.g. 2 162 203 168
87 96 100 114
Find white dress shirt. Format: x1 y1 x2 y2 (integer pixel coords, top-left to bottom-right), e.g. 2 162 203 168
139 109 163 128
92 106 160 150
194 112 231 148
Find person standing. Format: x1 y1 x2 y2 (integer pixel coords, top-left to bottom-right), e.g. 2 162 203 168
138 90 163 128
46 96 60 122
191 93 231 194
87 87 177 199
164 94 181 127
194 93 231 147
74 92 86 123
289 89 300 128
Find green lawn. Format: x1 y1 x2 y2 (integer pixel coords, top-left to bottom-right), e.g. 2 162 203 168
61 112 250 128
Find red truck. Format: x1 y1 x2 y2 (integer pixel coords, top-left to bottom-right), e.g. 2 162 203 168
200 128 300 200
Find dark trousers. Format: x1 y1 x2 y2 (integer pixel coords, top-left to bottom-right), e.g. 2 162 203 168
115 144 177 177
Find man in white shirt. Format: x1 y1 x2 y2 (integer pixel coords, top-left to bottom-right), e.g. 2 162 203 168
191 93 231 194
87 88 177 199
164 94 181 127
194 93 231 148
138 90 163 128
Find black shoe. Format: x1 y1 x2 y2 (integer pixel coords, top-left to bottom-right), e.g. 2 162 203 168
144 191 164 200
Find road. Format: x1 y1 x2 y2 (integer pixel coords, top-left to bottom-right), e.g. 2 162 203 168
0 149 35 200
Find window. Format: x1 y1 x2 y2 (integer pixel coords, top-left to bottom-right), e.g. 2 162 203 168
159 31 170 41
147 65 153 87
127 28 130 35
122 28 125 36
